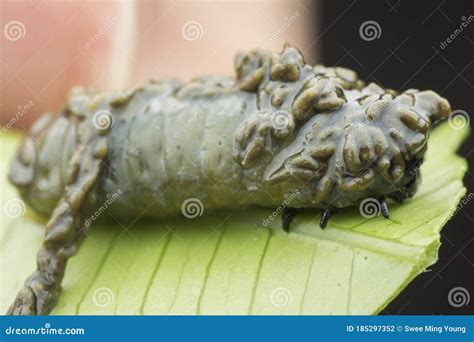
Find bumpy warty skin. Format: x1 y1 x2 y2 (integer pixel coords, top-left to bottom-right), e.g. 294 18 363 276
9 44 451 218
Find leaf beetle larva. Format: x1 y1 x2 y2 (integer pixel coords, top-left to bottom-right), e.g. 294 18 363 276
7 44 451 315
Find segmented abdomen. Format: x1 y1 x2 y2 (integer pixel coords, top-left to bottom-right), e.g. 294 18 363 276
93 78 277 218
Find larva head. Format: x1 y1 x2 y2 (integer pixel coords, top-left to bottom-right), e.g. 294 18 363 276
9 87 102 215
265 84 451 208
9 112 79 216
233 44 451 209
8 88 88 215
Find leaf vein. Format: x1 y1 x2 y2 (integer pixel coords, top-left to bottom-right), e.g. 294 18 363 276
299 243 317 314
346 250 355 314
139 230 172 314
196 222 227 314
74 230 122 315
248 228 272 315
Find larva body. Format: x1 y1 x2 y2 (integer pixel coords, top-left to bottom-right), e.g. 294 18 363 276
13 80 262 218
7 45 451 315
12 47 449 218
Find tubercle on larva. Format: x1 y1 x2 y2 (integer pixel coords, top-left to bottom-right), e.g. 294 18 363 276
232 45 451 207
233 45 361 168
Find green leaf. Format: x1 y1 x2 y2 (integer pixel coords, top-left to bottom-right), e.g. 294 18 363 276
0 123 469 315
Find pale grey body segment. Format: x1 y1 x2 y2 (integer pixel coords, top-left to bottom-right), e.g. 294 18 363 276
102 80 283 218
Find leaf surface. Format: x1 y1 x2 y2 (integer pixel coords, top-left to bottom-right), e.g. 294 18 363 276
0 123 468 315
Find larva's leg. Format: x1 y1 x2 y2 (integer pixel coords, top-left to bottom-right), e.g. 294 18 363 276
319 208 332 229
380 197 390 219
7 130 108 315
7 209 88 315
282 208 297 232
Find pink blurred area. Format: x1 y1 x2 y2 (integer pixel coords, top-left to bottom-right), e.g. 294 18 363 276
1 1 121 129
1 0 315 129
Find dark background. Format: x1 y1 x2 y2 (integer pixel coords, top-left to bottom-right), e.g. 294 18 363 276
316 0 473 315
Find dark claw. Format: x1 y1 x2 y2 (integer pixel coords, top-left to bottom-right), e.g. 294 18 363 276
320 208 331 229
380 198 389 219
282 207 297 232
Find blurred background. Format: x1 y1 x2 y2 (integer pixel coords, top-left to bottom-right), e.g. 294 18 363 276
1 0 472 314
0 0 314 128
318 0 473 315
